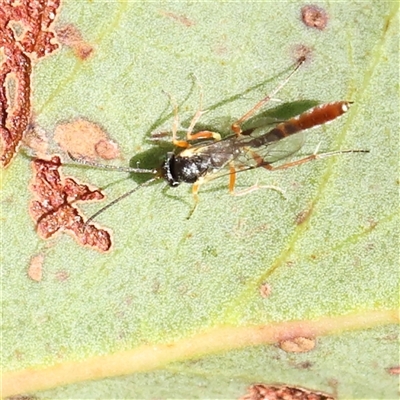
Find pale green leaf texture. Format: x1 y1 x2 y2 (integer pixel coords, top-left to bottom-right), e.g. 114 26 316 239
2 1 399 398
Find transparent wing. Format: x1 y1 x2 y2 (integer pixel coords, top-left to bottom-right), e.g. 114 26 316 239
233 129 306 170
255 129 305 162
181 128 306 186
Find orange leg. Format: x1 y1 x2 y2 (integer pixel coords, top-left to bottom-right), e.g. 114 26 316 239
228 161 285 197
166 86 220 148
261 148 369 171
227 161 285 197
186 180 201 219
185 83 221 142
228 162 237 193
231 57 306 135
185 85 206 138
186 130 221 142
233 146 368 196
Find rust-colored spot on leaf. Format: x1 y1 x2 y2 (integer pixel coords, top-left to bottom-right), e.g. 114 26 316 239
28 253 45 282
159 10 195 27
0 0 61 167
54 119 120 160
54 269 70 282
293 44 313 66
296 206 312 225
94 138 120 160
259 282 272 298
294 361 314 370
29 156 112 252
301 5 329 31
240 383 335 400
56 24 94 60
6 395 38 400
22 121 49 158
387 366 400 375
279 336 316 353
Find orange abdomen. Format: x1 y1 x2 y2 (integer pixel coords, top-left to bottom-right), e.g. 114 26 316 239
278 101 352 135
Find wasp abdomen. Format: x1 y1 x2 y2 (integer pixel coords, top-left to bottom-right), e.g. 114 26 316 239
282 101 351 132
249 101 351 148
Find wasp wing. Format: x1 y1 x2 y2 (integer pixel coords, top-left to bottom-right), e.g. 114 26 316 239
232 129 306 170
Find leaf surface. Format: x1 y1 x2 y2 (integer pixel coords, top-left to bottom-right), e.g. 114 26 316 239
2 1 398 398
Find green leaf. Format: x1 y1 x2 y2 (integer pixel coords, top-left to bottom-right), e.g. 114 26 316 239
2 2 398 398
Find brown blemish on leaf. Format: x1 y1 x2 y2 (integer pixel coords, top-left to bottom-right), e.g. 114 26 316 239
54 119 120 160
240 383 334 400
28 253 45 282
296 206 312 225
259 282 272 298
5 72 17 111
54 270 69 282
294 361 314 370
296 210 308 225
387 366 400 375
159 10 195 27
382 332 398 342
231 218 271 240
286 260 295 267
152 279 161 294
0 0 61 167
56 24 94 60
21 122 49 158
279 336 316 353
14 349 24 362
94 138 121 160
301 5 329 31
29 156 112 252
0 49 32 167
214 34 229 56
366 217 378 229
293 44 313 65
6 395 38 400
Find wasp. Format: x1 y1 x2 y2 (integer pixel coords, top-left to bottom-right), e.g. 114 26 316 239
72 56 368 224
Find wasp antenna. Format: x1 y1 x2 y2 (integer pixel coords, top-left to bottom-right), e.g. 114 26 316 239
67 152 157 174
85 177 159 226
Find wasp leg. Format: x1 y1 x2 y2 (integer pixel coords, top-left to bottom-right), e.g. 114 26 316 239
261 146 368 171
185 82 221 142
233 182 286 198
228 162 237 193
173 139 191 148
187 180 201 219
231 57 306 135
228 161 285 197
162 91 190 148
186 130 221 142
166 87 220 148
